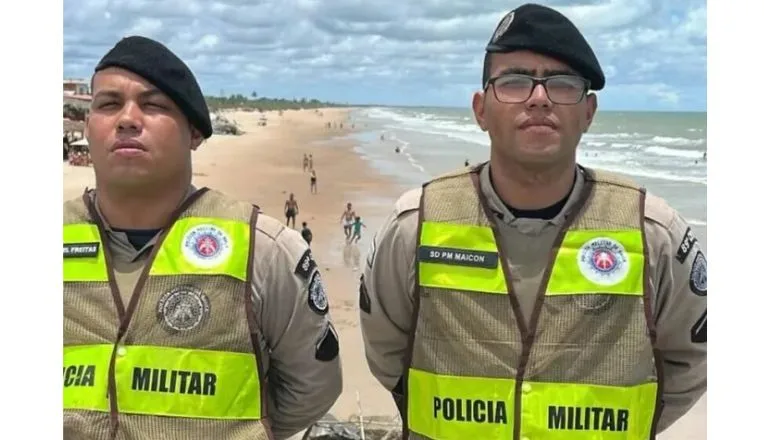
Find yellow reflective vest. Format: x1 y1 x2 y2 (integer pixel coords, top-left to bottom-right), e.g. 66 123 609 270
63 188 271 440
404 166 663 440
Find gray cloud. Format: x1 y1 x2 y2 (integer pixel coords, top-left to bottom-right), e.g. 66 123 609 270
64 0 706 109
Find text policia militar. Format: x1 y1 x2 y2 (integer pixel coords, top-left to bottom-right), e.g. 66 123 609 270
431 396 631 432
64 364 218 397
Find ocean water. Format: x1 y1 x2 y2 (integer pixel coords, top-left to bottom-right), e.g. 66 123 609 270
345 106 707 251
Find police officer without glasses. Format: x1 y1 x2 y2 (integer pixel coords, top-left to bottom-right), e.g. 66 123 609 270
63 36 342 440
360 4 707 439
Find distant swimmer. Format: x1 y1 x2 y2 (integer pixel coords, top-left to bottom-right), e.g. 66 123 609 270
464 159 470 167
395 146 400 153
380 134 385 141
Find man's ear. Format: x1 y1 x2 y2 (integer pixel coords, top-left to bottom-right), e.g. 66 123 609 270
472 91 488 132
84 113 90 141
190 127 204 151
583 93 598 133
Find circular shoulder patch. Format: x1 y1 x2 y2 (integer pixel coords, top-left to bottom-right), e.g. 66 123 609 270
577 237 630 286
689 251 707 296
156 285 211 332
308 271 329 316
181 224 232 268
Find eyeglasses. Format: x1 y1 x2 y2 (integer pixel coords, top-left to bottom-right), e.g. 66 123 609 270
486 74 590 105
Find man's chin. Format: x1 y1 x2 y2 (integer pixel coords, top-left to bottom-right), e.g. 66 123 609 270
104 169 157 189
514 143 564 163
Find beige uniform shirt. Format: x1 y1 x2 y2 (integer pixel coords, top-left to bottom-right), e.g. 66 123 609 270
360 163 707 433
86 189 343 440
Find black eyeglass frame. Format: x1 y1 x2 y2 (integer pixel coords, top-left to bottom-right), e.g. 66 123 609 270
484 74 591 105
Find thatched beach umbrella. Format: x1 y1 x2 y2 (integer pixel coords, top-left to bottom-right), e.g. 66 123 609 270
63 119 85 133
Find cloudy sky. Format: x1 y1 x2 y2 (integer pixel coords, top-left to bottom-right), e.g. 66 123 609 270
63 0 706 112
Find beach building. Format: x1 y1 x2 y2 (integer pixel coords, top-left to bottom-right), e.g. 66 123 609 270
63 78 92 110
63 78 89 96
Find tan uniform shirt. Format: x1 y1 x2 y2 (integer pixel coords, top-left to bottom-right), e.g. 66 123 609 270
360 163 707 433
87 189 343 440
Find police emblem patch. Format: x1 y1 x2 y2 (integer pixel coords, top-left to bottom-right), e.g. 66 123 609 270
181 224 232 268
577 237 630 286
492 11 515 43
294 249 317 280
308 271 329 316
157 285 211 332
689 251 707 296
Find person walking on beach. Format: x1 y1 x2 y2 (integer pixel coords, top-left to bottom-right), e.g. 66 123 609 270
63 35 341 440
285 192 299 228
340 202 356 240
308 153 314 170
310 169 318 194
359 5 707 439
302 153 309 172
301 221 313 246
349 216 366 244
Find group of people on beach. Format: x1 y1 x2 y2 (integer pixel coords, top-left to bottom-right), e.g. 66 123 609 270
284 154 366 251
283 197 365 250
283 193 314 247
63 133 92 166
340 202 365 244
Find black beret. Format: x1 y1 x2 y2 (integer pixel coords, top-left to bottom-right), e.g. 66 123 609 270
94 36 213 138
485 3 605 91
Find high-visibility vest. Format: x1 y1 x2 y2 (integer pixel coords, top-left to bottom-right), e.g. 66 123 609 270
63 188 272 440
404 166 663 440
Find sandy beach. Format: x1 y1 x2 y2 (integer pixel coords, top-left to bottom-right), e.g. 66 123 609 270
62 107 705 438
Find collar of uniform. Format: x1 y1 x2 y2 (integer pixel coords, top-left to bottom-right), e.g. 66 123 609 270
88 185 198 261
479 162 585 231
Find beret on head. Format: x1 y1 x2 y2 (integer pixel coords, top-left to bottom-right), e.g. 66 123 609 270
94 35 213 139
485 3 605 91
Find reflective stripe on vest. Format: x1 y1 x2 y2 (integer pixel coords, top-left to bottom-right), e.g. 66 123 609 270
417 222 507 294
63 217 251 282
418 222 645 296
407 367 656 440
63 344 261 419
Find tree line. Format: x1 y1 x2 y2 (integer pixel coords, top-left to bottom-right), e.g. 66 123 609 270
63 93 353 121
205 92 349 111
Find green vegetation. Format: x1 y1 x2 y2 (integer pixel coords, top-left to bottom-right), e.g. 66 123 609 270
64 103 87 121
205 92 349 111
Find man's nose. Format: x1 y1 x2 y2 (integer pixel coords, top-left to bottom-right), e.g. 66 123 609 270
117 102 143 132
526 83 553 109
